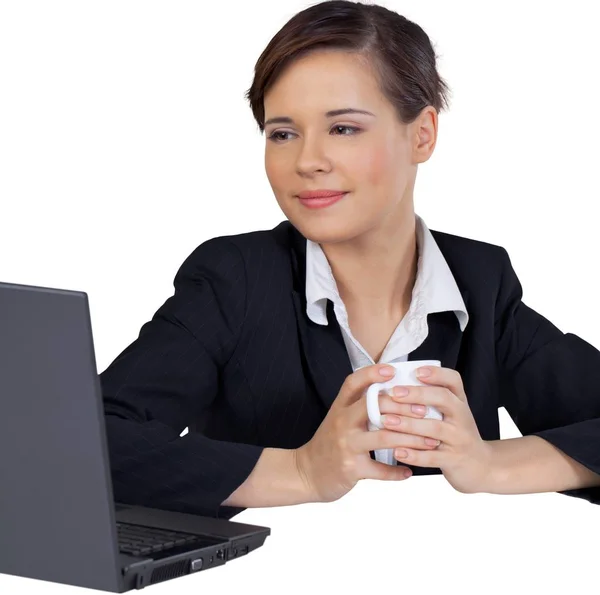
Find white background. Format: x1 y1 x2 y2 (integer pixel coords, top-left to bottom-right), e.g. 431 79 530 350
1 1 598 593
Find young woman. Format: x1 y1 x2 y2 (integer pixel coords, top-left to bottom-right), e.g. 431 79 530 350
101 0 600 520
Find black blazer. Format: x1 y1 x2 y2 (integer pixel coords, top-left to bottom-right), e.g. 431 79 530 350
101 220 600 520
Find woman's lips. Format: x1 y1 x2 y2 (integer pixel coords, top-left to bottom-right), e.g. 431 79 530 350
298 192 348 209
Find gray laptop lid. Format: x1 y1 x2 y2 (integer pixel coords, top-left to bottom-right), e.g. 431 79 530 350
0 281 121 592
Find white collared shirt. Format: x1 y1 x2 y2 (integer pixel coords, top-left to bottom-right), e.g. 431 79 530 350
305 213 469 463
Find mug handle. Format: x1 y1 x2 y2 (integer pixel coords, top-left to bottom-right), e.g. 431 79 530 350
366 382 386 429
366 383 396 465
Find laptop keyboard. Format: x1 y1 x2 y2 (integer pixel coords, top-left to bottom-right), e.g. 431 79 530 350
116 522 208 556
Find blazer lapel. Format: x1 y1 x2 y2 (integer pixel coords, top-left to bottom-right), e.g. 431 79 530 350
292 289 354 411
285 220 469 412
407 309 466 370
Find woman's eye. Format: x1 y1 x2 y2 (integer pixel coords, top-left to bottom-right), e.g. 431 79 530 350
267 125 361 143
268 131 292 142
331 125 360 136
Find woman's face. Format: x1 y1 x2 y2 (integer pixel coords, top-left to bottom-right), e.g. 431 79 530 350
263 49 437 244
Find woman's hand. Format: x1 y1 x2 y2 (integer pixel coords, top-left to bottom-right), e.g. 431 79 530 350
294 364 443 504
382 365 494 494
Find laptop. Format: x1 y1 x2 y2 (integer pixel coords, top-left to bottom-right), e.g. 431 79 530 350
0 280 271 592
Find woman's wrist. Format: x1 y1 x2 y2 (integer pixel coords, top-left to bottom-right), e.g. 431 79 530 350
222 447 316 508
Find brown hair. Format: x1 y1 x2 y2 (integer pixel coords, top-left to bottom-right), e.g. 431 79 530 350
244 0 451 133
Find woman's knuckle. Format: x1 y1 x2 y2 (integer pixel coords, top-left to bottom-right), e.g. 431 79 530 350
384 430 399 447
431 419 443 434
331 413 342 430
342 376 356 394
390 431 409 448
340 456 356 477
337 409 351 429
336 432 348 451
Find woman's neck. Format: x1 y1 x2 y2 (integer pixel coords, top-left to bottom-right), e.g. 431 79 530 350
320 211 419 320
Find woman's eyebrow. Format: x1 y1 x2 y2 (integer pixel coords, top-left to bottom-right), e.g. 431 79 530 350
264 108 375 127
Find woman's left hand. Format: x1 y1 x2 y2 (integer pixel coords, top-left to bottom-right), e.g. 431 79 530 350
384 365 495 494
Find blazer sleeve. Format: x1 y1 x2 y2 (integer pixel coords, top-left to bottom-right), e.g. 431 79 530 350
495 247 600 505
100 237 265 520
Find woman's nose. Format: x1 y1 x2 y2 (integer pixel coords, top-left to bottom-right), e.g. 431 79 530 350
295 139 332 174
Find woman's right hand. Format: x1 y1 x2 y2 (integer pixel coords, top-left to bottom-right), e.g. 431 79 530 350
294 363 438 504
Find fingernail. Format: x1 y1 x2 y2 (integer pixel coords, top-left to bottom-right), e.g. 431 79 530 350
381 414 400 425
425 438 441 446
380 366 395 377
411 404 426 415
416 367 431 378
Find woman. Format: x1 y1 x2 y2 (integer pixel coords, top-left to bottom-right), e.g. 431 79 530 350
101 0 600 520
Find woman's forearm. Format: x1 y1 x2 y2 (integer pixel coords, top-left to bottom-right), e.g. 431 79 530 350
484 435 600 495
221 447 315 508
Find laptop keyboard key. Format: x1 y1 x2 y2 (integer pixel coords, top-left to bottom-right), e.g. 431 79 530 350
116 521 206 556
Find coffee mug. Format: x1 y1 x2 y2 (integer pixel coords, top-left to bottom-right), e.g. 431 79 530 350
366 360 443 466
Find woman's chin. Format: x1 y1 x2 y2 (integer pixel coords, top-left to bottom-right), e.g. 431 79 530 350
292 218 361 244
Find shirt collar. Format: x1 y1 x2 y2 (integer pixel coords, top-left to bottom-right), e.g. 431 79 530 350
305 213 469 332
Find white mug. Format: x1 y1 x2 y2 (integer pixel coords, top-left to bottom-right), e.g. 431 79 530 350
366 360 443 466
